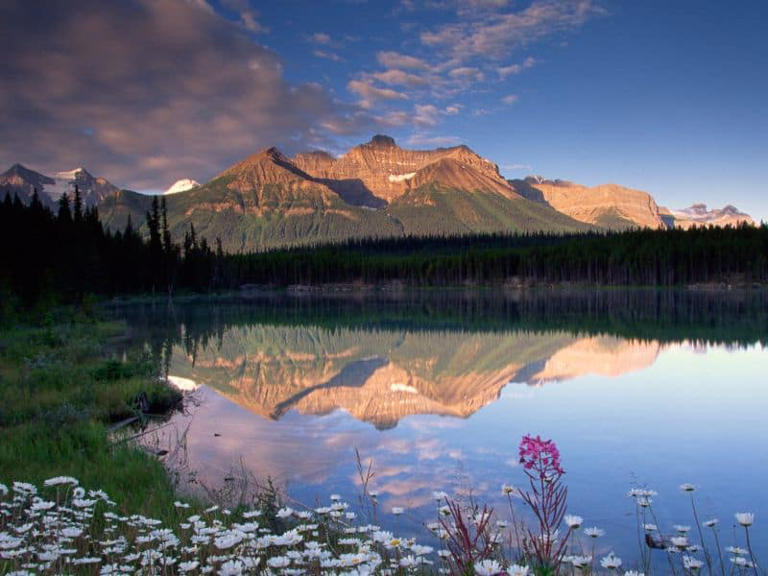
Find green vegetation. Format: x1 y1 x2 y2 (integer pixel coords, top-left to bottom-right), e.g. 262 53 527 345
388 184 590 236
97 179 588 252
0 309 184 519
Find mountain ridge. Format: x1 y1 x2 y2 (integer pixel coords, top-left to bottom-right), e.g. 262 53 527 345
1 136 757 251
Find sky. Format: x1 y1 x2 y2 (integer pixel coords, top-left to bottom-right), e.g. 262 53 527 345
1 0 766 219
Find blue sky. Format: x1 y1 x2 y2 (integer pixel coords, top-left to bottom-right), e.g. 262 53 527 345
1 0 766 219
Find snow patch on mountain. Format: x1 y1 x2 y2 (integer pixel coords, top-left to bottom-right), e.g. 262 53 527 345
55 168 85 180
164 179 200 195
388 173 416 183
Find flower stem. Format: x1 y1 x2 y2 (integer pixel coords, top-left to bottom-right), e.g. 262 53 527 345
689 494 713 576
710 526 725 576
743 526 761 576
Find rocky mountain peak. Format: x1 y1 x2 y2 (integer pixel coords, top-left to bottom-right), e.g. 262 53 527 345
513 177 666 230
292 136 512 203
663 203 755 229
366 134 397 148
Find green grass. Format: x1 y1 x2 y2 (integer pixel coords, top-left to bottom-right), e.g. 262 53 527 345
0 310 186 521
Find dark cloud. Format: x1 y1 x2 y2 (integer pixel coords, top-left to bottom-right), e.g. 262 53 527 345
0 0 367 189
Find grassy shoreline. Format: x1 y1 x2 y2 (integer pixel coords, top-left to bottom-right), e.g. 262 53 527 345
0 308 186 522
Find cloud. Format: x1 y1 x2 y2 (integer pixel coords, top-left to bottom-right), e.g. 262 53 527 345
448 66 486 83
405 134 463 148
348 80 409 109
371 69 428 87
377 51 431 71
354 1 600 133
219 0 269 33
423 0 603 62
413 104 441 127
309 32 332 45
501 162 534 172
0 0 368 190
497 56 535 78
498 64 522 78
313 49 344 62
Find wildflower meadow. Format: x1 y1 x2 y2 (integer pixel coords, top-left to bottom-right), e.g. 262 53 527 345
0 435 761 575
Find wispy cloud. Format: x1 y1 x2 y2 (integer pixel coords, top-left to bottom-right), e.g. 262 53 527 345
309 32 332 45
377 51 431 71
406 134 463 148
413 104 441 126
220 0 269 33
497 56 536 78
371 69 428 87
348 79 409 108
501 162 534 172
423 0 603 62
313 49 344 62
347 1 601 133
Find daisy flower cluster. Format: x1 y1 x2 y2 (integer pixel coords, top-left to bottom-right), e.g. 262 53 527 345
0 477 439 575
628 484 761 575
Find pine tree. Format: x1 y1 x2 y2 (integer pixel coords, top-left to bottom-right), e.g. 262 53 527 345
73 185 83 223
57 193 72 223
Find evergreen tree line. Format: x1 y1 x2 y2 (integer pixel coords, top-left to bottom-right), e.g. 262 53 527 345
227 224 768 287
0 191 223 308
1 189 767 310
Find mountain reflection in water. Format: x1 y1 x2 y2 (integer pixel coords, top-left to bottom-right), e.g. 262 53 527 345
166 327 661 429
111 291 768 560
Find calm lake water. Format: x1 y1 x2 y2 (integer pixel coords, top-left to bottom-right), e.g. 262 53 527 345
111 290 768 565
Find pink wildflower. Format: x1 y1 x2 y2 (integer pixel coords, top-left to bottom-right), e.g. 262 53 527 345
519 434 565 478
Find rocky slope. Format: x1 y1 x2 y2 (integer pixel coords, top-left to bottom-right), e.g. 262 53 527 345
96 137 589 251
293 135 512 205
511 176 667 230
660 204 755 229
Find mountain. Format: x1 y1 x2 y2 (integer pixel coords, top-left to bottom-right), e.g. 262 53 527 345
510 176 667 230
163 178 200 195
99 137 590 251
7 136 756 251
293 134 512 205
660 203 755 229
139 147 404 251
0 164 118 208
0 164 55 205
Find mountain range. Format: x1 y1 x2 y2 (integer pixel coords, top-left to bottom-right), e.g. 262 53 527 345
1 135 755 251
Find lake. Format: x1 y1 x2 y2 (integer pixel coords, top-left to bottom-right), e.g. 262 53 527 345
110 289 768 568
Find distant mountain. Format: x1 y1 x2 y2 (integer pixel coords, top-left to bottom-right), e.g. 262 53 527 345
510 176 667 230
163 178 200 195
6 136 757 251
0 164 55 205
0 164 118 208
660 203 755 229
99 137 589 251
